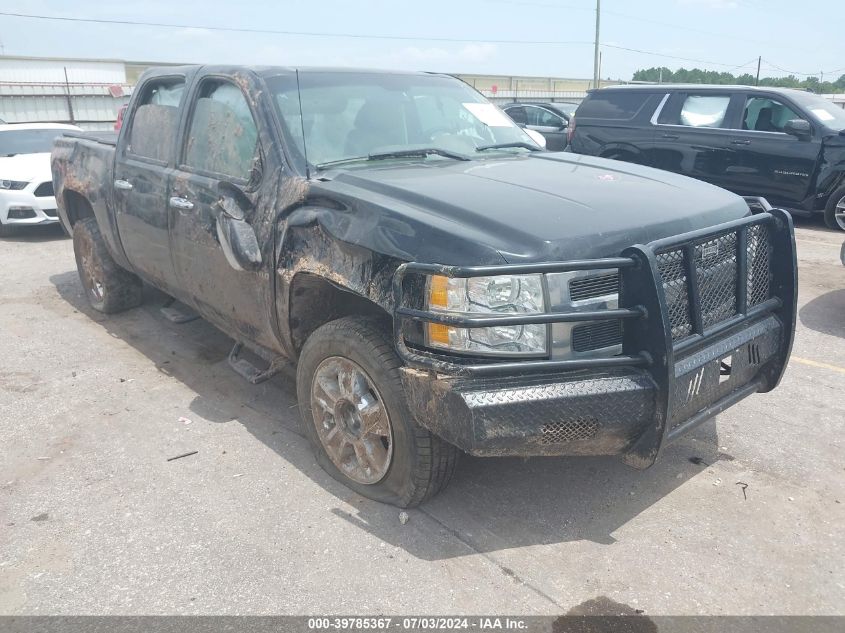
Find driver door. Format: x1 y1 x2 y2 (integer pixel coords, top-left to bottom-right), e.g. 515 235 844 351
168 75 275 348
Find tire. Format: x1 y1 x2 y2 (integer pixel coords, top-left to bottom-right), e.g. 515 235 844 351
296 316 459 507
823 186 845 231
72 217 143 313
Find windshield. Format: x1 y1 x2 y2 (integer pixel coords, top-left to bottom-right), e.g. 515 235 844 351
789 92 845 132
266 71 537 169
0 129 71 156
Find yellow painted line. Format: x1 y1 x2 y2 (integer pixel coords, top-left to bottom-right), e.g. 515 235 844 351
791 356 845 375
794 237 842 247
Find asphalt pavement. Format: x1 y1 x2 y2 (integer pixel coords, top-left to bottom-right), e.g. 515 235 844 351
1 218 843 616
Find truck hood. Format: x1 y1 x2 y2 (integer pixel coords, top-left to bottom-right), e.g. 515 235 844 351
0 152 51 184
312 152 751 264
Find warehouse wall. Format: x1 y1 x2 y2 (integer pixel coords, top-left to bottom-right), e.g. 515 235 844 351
0 57 131 130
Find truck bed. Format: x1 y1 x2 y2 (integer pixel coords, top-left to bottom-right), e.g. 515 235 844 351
63 130 118 146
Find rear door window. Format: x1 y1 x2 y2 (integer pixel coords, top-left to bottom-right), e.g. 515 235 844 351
183 80 259 181
576 92 650 120
527 107 564 127
741 96 805 132
660 94 731 128
126 78 186 162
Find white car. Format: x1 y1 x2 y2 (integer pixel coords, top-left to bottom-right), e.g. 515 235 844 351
0 123 82 236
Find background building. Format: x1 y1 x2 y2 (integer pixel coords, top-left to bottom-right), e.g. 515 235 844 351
1 55 841 130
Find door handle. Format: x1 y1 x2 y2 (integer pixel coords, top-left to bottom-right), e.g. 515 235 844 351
114 179 133 190
661 133 680 140
731 139 751 145
169 196 194 211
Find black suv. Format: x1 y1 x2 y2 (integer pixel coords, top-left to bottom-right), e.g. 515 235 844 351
568 85 845 230
503 102 578 151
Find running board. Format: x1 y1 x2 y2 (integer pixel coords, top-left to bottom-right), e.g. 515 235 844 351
160 297 200 324
228 342 287 384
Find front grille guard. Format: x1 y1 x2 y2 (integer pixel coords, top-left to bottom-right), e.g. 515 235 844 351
392 203 797 467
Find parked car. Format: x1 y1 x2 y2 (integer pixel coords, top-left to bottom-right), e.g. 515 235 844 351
503 101 579 151
52 66 796 506
0 122 82 236
568 85 845 230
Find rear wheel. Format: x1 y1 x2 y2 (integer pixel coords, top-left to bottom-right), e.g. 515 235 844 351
823 186 845 231
72 217 143 313
296 316 459 507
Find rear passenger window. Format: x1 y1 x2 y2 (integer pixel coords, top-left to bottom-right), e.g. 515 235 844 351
184 80 259 181
663 95 731 128
126 78 185 162
527 107 563 127
576 92 650 120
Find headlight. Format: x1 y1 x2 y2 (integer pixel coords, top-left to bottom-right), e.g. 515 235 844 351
0 180 29 190
426 274 547 356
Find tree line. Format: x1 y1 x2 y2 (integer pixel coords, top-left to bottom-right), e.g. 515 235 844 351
631 67 845 94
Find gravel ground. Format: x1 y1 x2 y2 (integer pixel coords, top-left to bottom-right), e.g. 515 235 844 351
0 217 843 616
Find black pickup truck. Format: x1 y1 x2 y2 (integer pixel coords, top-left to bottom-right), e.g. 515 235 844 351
52 66 797 506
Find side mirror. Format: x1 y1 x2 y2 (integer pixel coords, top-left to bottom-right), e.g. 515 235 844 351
213 186 261 272
216 214 262 272
784 119 811 139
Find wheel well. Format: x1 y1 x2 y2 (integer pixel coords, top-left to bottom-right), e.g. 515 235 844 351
600 148 638 162
289 273 390 354
64 190 95 227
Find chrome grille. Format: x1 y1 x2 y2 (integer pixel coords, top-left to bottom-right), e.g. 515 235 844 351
569 272 619 301
571 320 622 352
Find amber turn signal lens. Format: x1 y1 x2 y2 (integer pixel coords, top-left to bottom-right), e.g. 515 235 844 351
428 323 451 345
427 275 451 345
428 274 448 308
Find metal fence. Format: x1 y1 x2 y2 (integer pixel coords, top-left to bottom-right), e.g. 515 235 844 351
0 82 132 131
481 90 588 106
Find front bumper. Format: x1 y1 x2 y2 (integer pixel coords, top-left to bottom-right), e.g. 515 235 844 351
393 205 797 466
0 185 59 226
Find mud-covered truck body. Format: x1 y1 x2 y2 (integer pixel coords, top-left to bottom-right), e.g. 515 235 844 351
52 66 797 506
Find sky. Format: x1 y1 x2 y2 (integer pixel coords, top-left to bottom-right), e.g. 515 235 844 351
0 0 843 81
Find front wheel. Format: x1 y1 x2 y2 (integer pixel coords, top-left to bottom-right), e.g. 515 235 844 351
823 186 845 231
296 316 459 507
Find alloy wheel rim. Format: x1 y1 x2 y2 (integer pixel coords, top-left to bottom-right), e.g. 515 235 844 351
79 240 104 302
310 356 393 485
835 195 845 231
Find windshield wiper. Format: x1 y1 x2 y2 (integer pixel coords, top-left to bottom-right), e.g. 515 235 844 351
315 147 469 170
315 156 370 170
368 147 470 161
475 142 541 152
